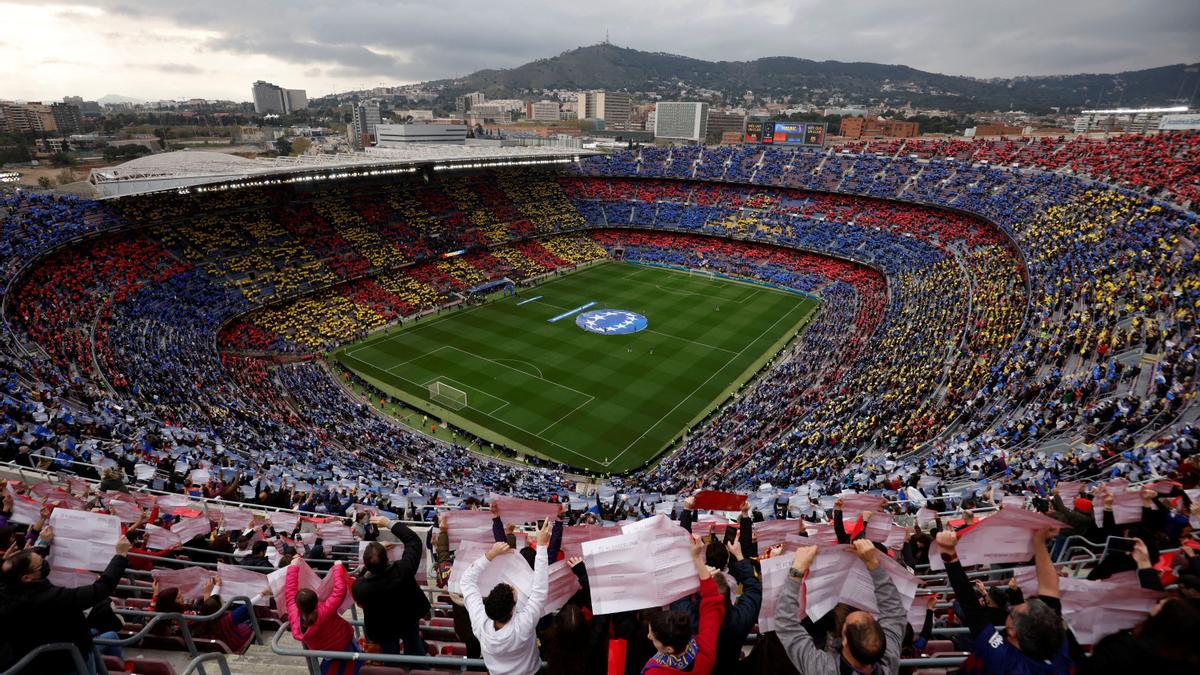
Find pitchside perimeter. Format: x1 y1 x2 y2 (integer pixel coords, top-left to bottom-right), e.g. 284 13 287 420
332 261 819 473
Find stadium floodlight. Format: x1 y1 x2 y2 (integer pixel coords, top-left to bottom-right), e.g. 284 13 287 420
429 381 468 411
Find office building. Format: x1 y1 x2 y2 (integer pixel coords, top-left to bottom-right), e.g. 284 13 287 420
705 111 747 144
839 115 919 139
455 92 486 114
577 91 633 130
374 123 469 146
654 102 709 142
351 99 382 149
529 101 560 121
252 80 308 114
50 102 82 134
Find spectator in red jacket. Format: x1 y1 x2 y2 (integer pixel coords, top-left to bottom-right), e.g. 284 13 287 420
643 536 726 675
287 559 358 675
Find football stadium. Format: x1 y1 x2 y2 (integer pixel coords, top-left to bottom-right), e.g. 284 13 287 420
3 16 1200 675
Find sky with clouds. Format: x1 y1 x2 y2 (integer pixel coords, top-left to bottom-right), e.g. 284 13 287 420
3 0 1197 102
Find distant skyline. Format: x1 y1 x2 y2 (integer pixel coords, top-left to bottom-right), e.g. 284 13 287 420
3 0 1198 102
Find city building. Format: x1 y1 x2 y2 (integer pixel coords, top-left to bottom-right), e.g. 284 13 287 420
0 102 56 134
374 123 469 146
468 103 510 120
705 111 747 144
251 80 308 114
654 102 709 142
529 101 560 121
1073 107 1189 134
577 91 633 130
969 123 1023 137
455 92 486 114
350 99 382 149
50 102 82 134
839 115 920 139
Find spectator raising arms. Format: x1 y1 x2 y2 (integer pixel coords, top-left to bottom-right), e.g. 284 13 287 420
462 519 552 675
644 535 727 675
287 559 359 675
777 540 906 674
0 535 131 674
350 515 430 656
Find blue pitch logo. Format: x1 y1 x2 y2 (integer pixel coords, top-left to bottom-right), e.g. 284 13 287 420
576 309 648 335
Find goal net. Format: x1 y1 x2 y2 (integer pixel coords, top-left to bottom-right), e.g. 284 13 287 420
689 268 717 281
428 381 468 411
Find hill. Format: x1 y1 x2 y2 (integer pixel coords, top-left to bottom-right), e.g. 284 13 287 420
428 44 1198 113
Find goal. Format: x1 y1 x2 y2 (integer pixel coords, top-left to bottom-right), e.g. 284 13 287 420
428 381 468 411
688 268 717 281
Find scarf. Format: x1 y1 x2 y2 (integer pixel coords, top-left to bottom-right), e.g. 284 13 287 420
643 638 698 672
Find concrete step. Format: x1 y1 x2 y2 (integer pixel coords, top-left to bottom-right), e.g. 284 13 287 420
227 643 312 674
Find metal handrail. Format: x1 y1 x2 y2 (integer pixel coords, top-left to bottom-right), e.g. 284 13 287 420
0 642 89 675
270 622 490 674
96 595 263 648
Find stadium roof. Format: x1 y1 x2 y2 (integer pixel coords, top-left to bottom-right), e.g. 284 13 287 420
88 145 597 199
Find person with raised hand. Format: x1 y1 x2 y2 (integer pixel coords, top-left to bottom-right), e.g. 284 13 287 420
0 533 131 673
643 535 726 674
287 558 358 674
461 519 552 675
776 540 905 674
351 514 429 656
938 527 1074 673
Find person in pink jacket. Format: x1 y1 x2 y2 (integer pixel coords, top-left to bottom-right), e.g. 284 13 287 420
286 558 359 675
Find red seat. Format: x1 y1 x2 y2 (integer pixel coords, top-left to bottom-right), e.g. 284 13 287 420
102 654 125 673
428 617 454 628
924 639 956 654
358 667 407 675
440 642 467 656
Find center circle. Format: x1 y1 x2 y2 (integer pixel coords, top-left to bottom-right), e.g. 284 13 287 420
576 309 648 335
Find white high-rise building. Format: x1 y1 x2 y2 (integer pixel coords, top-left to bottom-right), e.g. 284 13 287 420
654 102 709 142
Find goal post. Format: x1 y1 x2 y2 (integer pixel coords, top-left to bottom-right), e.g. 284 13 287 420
688 268 717 281
428 381 468 411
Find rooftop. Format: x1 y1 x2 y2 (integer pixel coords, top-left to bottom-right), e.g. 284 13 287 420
89 145 597 199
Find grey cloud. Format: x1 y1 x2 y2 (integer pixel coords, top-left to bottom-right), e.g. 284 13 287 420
23 0 1200 93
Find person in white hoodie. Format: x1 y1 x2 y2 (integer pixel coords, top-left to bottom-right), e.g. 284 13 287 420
462 519 552 675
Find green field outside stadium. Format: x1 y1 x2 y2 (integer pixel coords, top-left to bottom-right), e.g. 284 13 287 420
331 261 819 473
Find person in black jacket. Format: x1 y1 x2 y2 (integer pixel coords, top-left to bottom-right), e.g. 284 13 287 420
351 516 430 656
0 536 131 673
238 540 272 570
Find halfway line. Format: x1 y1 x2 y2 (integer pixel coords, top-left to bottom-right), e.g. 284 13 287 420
548 301 596 323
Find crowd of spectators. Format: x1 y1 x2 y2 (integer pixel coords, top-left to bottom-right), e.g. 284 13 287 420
1 468 1197 674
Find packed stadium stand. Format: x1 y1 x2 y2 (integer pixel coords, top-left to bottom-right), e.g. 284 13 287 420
1 132 1197 674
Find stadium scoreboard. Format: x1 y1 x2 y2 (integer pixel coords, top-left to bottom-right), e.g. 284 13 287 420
744 121 826 147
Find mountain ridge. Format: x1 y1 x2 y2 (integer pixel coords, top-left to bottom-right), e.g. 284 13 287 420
424 43 1198 113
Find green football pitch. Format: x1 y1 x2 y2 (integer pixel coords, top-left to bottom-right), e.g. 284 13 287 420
331 261 819 473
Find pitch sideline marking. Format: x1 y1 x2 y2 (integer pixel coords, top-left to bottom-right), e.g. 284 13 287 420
644 329 737 354
604 301 806 467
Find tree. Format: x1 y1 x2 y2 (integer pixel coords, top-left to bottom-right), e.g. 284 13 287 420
274 137 293 155
55 169 76 186
153 127 168 150
49 151 76 167
37 176 53 189
289 137 311 156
